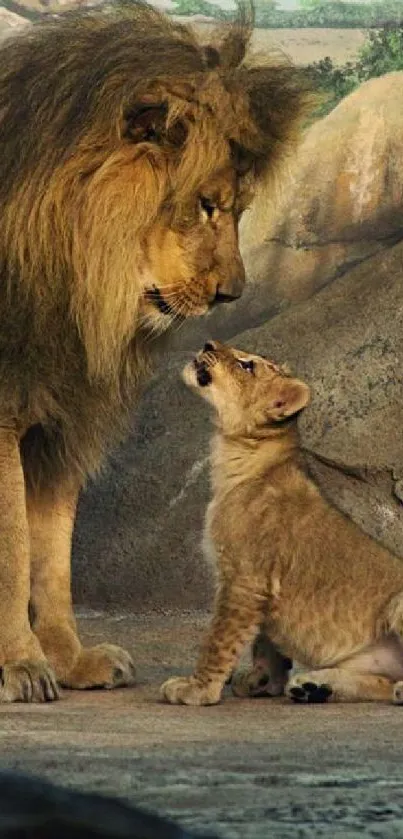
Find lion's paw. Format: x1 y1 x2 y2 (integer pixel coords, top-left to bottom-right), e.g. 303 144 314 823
61 643 136 690
231 666 286 698
0 660 60 703
286 673 332 704
160 675 221 706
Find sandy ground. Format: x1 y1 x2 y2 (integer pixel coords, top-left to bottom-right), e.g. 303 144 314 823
188 23 368 65
251 26 368 65
0 612 402 839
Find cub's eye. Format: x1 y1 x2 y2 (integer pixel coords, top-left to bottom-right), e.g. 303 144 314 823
237 359 255 374
200 196 215 219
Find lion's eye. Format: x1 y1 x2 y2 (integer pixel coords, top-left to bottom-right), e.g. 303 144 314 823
237 359 255 374
200 196 215 219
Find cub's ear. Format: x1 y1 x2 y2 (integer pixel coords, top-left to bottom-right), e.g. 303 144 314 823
267 378 310 422
122 102 187 147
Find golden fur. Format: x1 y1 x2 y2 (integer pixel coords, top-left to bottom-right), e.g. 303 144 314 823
0 2 311 488
161 341 403 706
0 2 312 702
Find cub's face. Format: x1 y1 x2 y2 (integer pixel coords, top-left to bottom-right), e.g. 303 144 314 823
183 341 310 436
140 167 247 332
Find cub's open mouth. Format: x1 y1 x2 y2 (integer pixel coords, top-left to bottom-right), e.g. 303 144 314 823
194 359 212 387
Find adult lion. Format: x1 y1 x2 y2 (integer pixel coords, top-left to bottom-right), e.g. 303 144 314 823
0 1 309 701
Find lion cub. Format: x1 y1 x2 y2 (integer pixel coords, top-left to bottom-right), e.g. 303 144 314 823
161 341 403 706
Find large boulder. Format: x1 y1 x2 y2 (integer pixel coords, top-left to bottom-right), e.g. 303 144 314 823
173 71 403 350
0 7 28 39
73 72 403 610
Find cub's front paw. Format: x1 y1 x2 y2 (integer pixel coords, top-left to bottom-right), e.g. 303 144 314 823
286 674 332 704
61 643 136 690
160 675 222 706
0 660 60 703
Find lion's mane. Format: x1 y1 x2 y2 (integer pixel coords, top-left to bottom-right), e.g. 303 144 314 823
0 1 310 490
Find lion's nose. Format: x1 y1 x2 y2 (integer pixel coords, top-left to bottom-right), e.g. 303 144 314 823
214 288 242 303
214 262 245 303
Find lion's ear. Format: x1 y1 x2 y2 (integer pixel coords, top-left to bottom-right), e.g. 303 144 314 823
203 45 220 69
266 378 310 422
123 103 168 144
122 102 187 148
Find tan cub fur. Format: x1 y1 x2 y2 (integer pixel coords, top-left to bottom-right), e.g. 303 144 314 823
161 341 403 706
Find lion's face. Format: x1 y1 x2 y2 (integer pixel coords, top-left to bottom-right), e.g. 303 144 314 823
95 85 262 339
2 4 311 378
140 165 247 332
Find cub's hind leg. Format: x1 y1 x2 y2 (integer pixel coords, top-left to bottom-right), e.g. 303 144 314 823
161 583 264 705
286 668 393 703
288 594 403 705
27 481 136 690
0 429 59 702
232 629 292 698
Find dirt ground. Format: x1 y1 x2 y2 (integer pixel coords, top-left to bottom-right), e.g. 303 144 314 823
1 612 403 839
251 26 367 65
190 23 368 65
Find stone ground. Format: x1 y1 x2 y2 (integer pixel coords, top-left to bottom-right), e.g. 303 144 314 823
0 613 403 838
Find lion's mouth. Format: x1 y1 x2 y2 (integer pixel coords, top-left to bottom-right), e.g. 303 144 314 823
194 359 212 387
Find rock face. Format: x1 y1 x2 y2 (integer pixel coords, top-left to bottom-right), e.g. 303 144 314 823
73 72 403 610
0 7 28 38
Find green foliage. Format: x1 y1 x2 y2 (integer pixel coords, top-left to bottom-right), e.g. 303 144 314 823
169 0 403 28
309 24 403 117
167 0 226 18
308 57 359 116
291 2 403 28
358 24 403 76
250 0 278 27
167 0 280 26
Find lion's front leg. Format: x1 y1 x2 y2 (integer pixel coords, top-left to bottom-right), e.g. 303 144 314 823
0 430 59 702
27 482 136 690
